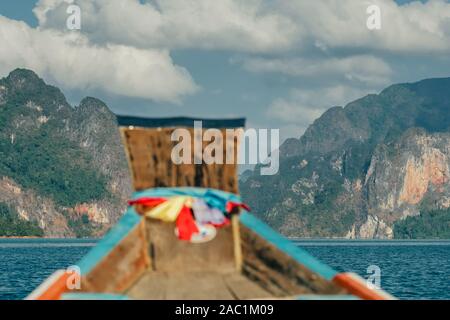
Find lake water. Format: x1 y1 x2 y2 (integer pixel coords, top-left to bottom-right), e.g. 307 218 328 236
293 239 450 300
0 239 448 300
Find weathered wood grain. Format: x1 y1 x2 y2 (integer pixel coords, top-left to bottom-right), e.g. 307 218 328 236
120 127 241 193
80 220 150 293
127 271 272 300
145 218 236 273
240 224 346 297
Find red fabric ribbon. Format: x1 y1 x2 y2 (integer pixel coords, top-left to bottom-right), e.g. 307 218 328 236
128 197 167 207
226 201 251 213
176 206 199 241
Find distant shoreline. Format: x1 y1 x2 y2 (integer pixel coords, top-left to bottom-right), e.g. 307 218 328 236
1 236 449 241
0 236 99 239
288 237 450 241
0 236 41 239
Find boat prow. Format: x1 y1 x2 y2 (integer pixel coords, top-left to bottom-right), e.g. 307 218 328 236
28 116 395 300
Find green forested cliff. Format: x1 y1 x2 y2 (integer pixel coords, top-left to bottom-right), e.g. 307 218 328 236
0 69 131 237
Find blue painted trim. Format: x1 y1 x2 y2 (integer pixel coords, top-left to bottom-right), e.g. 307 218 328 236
295 295 360 300
240 212 338 281
61 293 129 300
77 207 142 275
117 115 246 129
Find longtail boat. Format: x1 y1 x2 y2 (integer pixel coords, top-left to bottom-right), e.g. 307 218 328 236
27 117 395 300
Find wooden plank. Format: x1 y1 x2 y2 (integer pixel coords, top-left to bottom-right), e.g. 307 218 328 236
223 273 272 300
119 128 137 189
165 272 234 300
146 218 236 273
240 212 338 281
120 127 242 193
128 272 236 300
80 219 150 294
127 271 275 300
126 272 168 300
231 215 243 272
240 223 346 297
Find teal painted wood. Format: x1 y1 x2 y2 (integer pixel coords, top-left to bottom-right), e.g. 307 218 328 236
77 207 142 275
61 293 129 300
295 294 359 300
240 212 338 281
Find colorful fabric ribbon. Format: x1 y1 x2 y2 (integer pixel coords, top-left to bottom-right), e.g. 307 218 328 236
130 187 251 213
128 187 251 242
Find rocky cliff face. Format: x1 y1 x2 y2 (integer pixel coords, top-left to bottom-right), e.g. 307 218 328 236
241 77 450 239
360 129 450 238
2 68 449 239
0 177 71 237
0 69 132 237
66 97 131 203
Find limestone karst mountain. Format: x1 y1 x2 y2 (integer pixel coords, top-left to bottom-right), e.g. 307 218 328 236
1 68 449 238
240 77 450 239
0 69 131 237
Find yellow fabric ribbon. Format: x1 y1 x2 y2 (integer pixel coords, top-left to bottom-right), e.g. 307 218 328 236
145 196 192 222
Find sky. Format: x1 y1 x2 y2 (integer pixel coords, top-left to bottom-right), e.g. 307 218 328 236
1 0 450 143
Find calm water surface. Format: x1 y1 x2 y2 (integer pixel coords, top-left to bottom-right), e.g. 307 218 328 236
0 239 95 300
0 238 448 300
295 239 450 300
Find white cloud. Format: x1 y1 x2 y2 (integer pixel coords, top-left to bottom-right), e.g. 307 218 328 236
238 55 392 86
35 0 450 54
6 0 450 121
276 0 450 54
0 15 198 102
30 0 450 106
34 0 298 53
